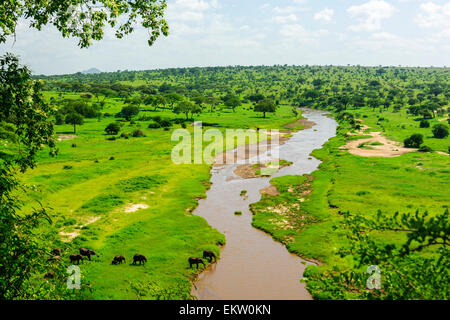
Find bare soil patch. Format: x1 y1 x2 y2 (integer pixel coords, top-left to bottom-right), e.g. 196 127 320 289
124 203 149 213
285 118 316 130
59 216 101 242
259 185 280 196
341 127 416 157
234 160 292 179
56 134 77 141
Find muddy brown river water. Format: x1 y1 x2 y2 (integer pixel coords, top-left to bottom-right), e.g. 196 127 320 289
192 109 337 300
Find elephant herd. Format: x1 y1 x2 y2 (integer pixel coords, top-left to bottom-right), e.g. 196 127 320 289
49 248 217 269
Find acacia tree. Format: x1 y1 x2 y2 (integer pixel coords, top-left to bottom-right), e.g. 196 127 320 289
0 0 168 299
254 99 276 118
173 101 201 120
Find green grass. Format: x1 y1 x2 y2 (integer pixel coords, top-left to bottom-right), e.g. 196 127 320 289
351 107 449 152
249 113 450 298
19 92 300 299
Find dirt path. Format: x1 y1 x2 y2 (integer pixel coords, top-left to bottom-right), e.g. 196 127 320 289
340 125 416 157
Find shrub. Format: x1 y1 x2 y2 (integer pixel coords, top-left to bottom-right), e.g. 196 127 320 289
132 129 145 137
105 122 121 135
404 133 423 148
419 119 430 128
148 122 161 129
418 145 433 153
432 123 449 139
55 112 64 125
159 119 172 128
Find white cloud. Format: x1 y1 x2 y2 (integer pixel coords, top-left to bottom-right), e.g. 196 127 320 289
166 0 214 22
314 8 334 22
415 2 450 33
371 32 398 40
280 24 307 38
273 14 298 24
347 0 395 32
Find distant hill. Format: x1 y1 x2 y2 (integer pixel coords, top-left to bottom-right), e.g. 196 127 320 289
81 68 102 74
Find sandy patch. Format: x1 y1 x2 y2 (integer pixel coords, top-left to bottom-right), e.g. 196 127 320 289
234 160 292 179
285 118 316 130
341 126 416 157
213 117 311 166
59 216 101 242
259 185 280 196
57 134 77 141
124 203 149 213
436 151 450 156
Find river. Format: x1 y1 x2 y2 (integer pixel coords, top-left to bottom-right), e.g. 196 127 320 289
192 109 337 300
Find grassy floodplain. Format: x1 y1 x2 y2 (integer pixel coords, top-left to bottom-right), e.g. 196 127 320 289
7 65 448 299
18 92 300 299
251 107 449 299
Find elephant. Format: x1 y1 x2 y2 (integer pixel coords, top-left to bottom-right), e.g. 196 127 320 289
189 257 205 269
202 250 216 263
112 256 126 265
132 254 147 265
79 248 98 261
70 254 83 265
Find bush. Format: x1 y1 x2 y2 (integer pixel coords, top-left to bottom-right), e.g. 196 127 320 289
148 122 161 129
159 119 172 128
420 119 430 128
418 145 433 153
132 129 145 137
432 123 449 139
105 122 121 135
55 112 64 125
404 133 423 148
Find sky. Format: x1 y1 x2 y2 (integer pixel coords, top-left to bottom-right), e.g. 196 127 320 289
1 0 450 75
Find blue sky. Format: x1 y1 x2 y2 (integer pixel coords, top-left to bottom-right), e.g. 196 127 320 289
1 0 449 75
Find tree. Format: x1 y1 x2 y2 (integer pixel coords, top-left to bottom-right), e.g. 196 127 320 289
0 54 58 300
0 1 168 299
224 94 241 112
304 210 449 299
119 105 140 121
254 99 276 118
432 124 449 139
65 112 84 133
0 1 169 48
105 122 121 135
404 133 423 148
173 101 201 120
204 95 221 113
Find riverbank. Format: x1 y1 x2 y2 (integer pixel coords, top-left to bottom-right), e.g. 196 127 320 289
192 109 337 300
250 108 450 299
20 98 301 299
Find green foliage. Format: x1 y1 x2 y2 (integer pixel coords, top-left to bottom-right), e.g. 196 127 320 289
304 210 449 300
105 122 121 135
173 101 201 120
65 112 84 133
254 99 277 118
115 175 166 193
404 133 423 148
432 123 449 139
118 105 140 121
0 54 62 299
0 0 169 48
